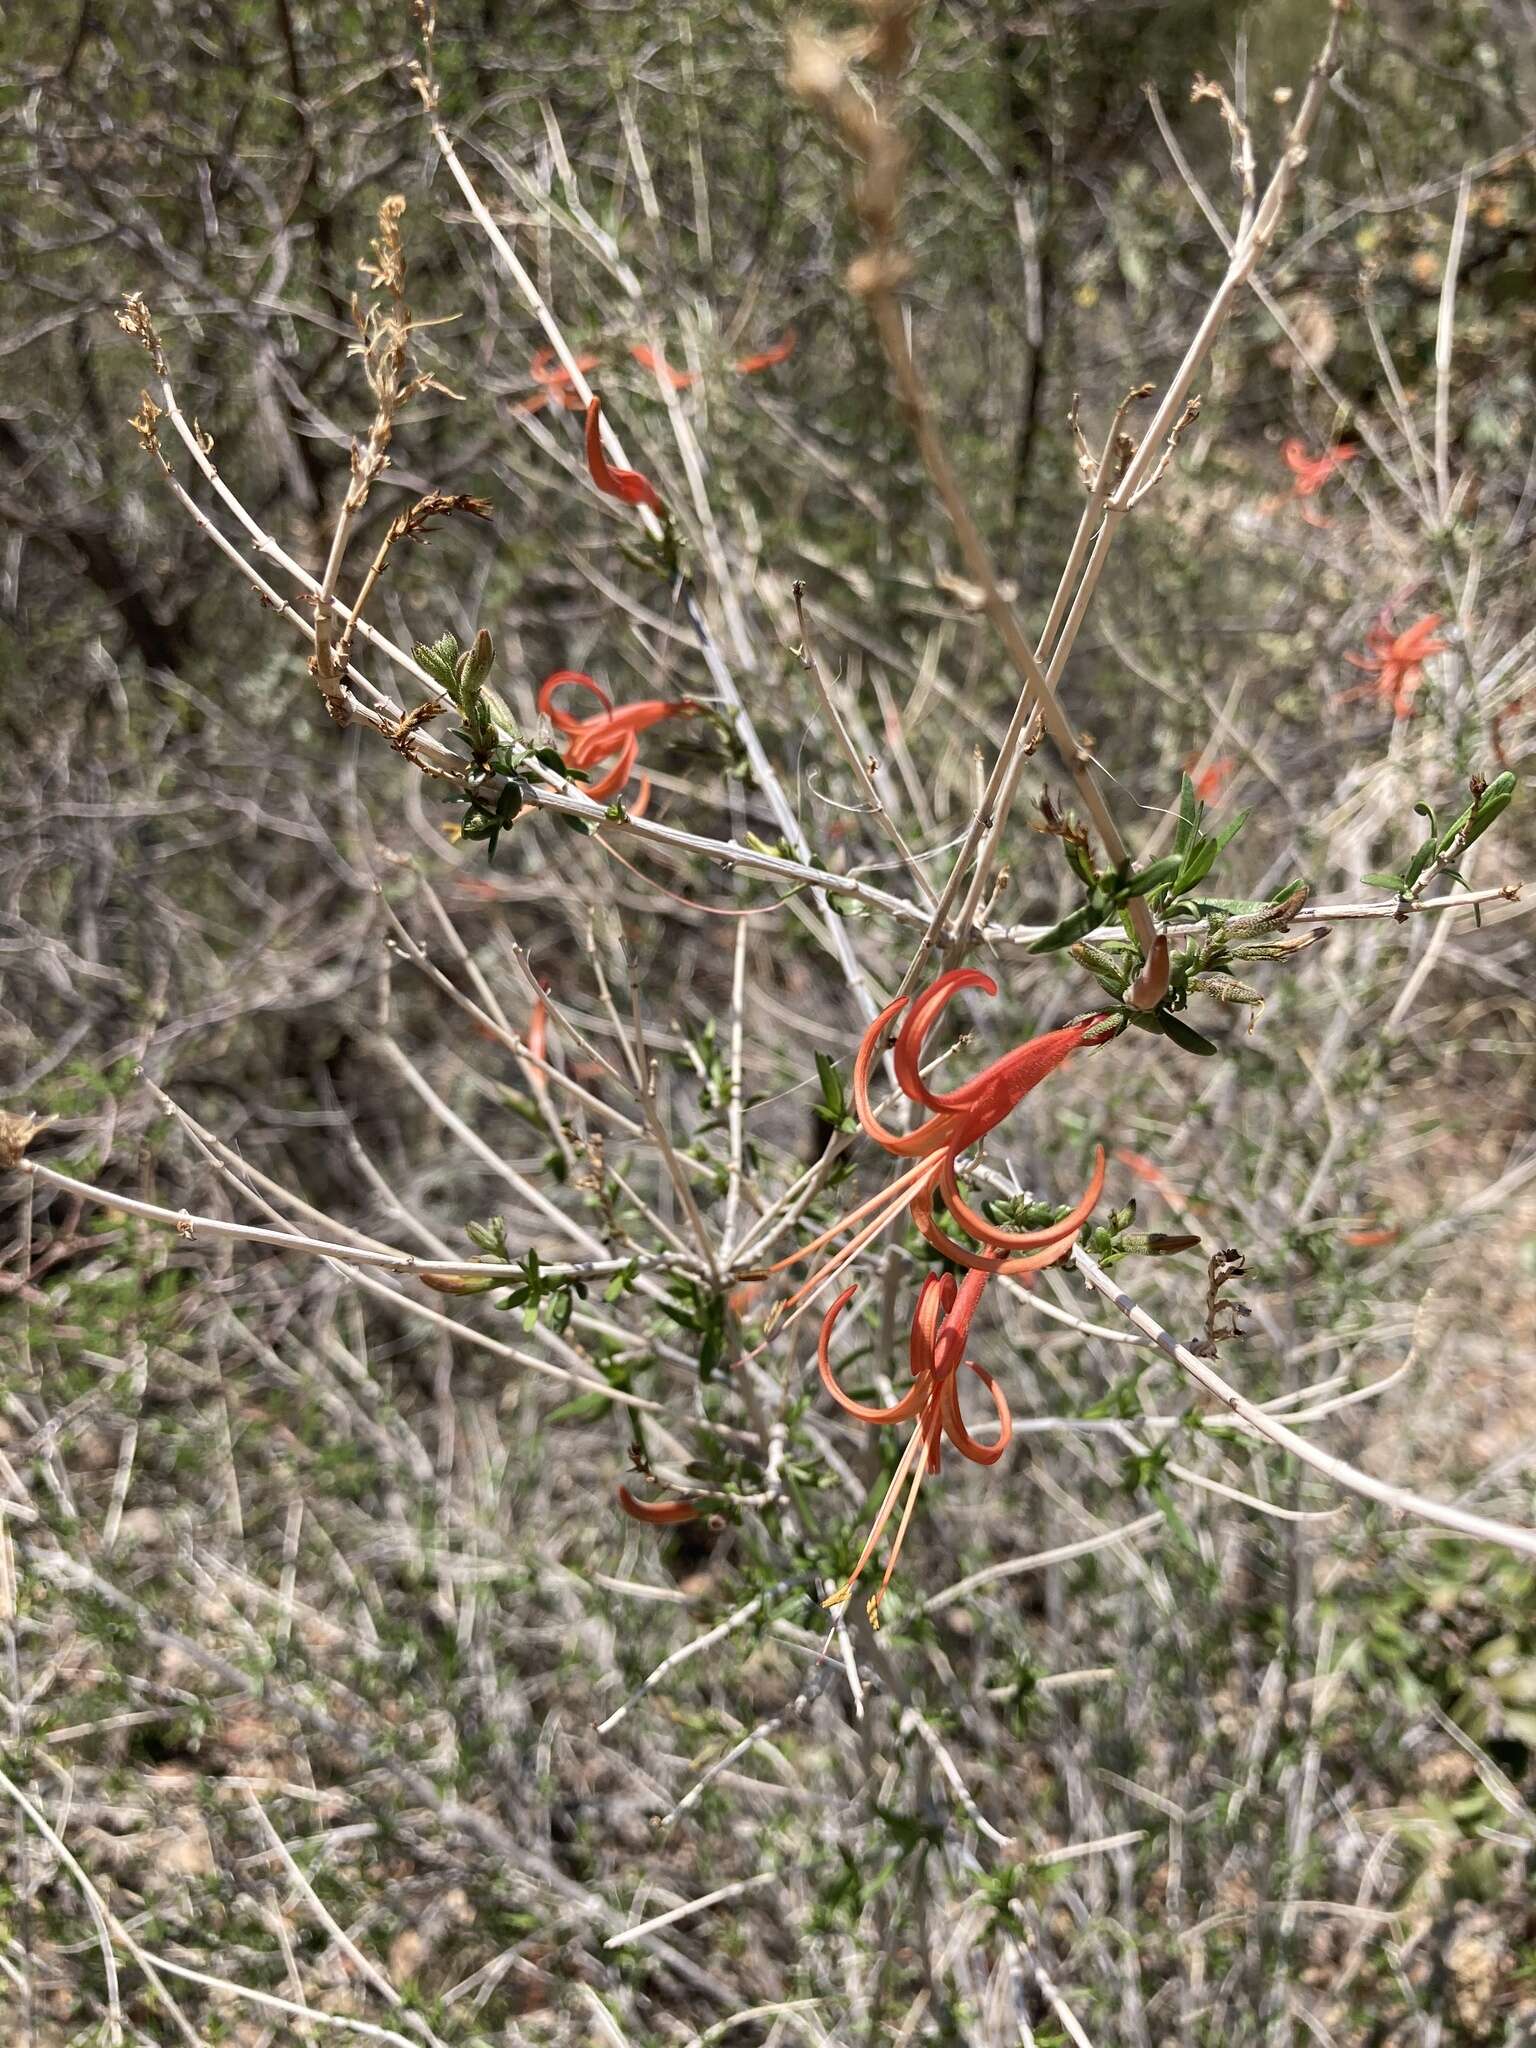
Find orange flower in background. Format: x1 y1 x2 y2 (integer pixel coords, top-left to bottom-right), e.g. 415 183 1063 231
817 1264 1009 1626
768 971 1108 1331
539 670 696 815
520 336 794 418
584 395 664 514
629 343 695 389
1341 1224 1399 1248
1341 609 1447 721
517 346 599 414
526 994 549 1065
734 329 797 374
1283 438 1357 526
1184 753 1235 803
1283 439 1357 496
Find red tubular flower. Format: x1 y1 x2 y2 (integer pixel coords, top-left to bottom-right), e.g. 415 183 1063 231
734 329 797 374
817 1265 1009 1625
617 1484 700 1526
768 972 1107 1329
539 670 696 813
584 396 664 514
1341 609 1447 721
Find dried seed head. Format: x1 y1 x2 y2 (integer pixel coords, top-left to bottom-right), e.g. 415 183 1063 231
785 26 849 108
0 1111 54 1170
128 391 164 459
115 292 167 374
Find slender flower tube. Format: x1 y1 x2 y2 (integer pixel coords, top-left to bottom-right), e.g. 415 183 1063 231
1341 609 1447 721
768 973 1107 1329
1124 933 1170 1013
818 1267 1009 1625
617 1484 700 1526
584 395 664 514
539 670 696 814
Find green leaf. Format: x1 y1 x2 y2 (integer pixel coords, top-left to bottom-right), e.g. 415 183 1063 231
1158 1011 1220 1057
813 1050 852 1128
544 1391 611 1425
1115 855 1184 901
1363 871 1407 894
466 1216 508 1257
456 628 494 694
604 1259 639 1303
1170 837 1218 897
1210 806 1252 856
1403 834 1438 889
1175 773 1200 857
1029 900 1106 953
1457 770 1518 850
413 634 461 692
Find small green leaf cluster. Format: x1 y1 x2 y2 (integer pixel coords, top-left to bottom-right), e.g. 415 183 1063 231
1073 882 1319 1056
1081 1197 1201 1269
496 1246 582 1335
657 1276 728 1380
813 1050 858 1132
1364 770 1517 901
1030 774 1253 957
414 628 499 765
1052 775 1329 1055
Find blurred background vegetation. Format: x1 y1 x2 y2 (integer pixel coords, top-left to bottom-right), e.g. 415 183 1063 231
2 0 1535 2042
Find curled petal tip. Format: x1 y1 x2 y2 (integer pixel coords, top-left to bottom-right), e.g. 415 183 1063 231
584 396 664 514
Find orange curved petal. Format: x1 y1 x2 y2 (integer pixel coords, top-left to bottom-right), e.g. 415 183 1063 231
892 969 997 1111
585 396 664 514
911 1183 1079 1278
936 1144 1106 1256
531 346 599 387
539 670 611 733
818 1286 927 1425
582 733 639 802
940 1362 1012 1466
618 1484 700 1525
909 1270 955 1380
852 996 954 1157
